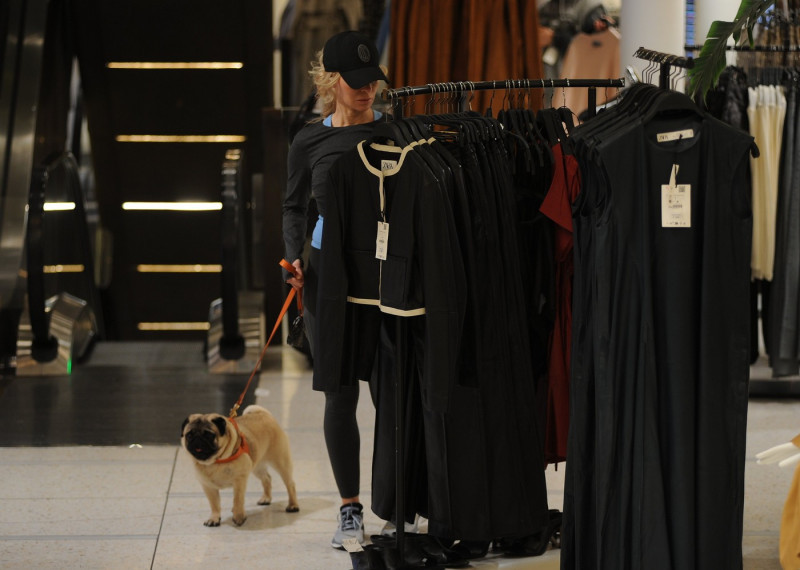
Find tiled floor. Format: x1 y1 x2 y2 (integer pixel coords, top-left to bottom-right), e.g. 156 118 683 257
0 342 797 569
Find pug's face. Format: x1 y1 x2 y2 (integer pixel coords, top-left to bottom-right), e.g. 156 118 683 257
181 414 229 462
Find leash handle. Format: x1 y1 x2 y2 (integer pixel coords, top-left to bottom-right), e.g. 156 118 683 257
229 259 301 418
279 258 303 314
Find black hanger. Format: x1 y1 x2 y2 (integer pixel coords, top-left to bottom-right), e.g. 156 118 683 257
371 119 409 146
537 107 562 147
558 106 576 134
640 87 702 122
521 108 547 168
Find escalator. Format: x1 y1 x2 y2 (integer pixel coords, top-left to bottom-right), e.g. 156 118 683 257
0 0 69 368
69 0 274 341
0 0 284 372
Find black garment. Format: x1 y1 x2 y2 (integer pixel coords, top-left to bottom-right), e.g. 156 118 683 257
282 118 381 267
564 92 754 569
701 67 766 366
445 132 549 541
700 65 750 132
768 83 800 376
316 140 466 412
498 107 559 460
318 122 550 542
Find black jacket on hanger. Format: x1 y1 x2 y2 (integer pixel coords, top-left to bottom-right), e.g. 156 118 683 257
317 120 551 542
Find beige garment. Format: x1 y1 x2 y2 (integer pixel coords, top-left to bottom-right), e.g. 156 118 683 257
781 435 800 569
748 84 786 281
288 0 362 105
559 27 621 114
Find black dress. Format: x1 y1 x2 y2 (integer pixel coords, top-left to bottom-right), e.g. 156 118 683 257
563 105 755 569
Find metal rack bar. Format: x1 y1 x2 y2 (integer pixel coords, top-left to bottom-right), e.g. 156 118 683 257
382 77 625 118
634 47 693 89
382 77 625 101
685 43 800 52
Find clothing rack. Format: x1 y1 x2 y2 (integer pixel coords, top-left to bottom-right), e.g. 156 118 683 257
634 46 694 89
375 75 624 567
382 77 625 119
685 43 800 53
684 44 800 398
685 43 800 83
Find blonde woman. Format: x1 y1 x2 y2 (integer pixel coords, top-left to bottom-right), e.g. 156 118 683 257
281 30 387 549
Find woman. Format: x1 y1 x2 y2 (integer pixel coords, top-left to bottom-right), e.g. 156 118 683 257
281 30 388 550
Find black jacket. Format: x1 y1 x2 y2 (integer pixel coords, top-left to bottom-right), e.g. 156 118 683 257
315 140 467 413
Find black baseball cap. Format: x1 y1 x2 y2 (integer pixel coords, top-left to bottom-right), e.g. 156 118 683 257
322 31 389 89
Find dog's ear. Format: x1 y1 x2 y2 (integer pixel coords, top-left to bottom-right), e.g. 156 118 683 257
181 417 189 437
212 416 227 436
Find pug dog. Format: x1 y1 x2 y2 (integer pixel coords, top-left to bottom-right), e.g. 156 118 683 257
181 404 299 526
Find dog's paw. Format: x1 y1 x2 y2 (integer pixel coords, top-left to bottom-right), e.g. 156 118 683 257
257 499 271 506
203 518 221 527
285 505 299 513
232 514 247 526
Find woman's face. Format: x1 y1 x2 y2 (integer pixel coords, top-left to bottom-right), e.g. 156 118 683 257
335 77 379 115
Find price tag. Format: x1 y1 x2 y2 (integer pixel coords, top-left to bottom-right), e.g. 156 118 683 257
661 164 691 228
342 538 364 553
376 221 389 260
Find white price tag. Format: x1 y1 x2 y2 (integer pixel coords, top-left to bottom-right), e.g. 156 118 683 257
376 221 389 260
662 184 691 228
342 537 364 553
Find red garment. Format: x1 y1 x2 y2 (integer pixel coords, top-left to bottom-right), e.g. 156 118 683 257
539 143 581 464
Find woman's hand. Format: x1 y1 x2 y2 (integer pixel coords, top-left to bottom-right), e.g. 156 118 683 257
286 259 305 291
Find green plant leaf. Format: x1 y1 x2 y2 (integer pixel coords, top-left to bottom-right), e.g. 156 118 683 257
687 0 775 100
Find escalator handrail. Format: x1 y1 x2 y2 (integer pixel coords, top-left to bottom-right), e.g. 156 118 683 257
58 151 105 337
26 150 103 361
218 149 245 360
26 161 53 358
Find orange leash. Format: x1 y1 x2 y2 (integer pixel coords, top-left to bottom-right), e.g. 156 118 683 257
228 259 302 418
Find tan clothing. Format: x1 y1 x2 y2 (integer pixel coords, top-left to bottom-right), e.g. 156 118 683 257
748 84 786 281
781 434 800 569
560 28 621 114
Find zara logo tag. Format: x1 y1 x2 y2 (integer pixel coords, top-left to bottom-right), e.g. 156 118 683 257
357 44 371 63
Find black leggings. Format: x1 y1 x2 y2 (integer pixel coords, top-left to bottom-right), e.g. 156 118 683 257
324 383 376 499
307 247 377 499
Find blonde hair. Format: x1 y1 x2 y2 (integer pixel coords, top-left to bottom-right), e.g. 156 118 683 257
308 48 388 121
309 49 340 119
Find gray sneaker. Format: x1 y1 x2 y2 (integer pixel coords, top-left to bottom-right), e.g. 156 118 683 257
331 502 365 550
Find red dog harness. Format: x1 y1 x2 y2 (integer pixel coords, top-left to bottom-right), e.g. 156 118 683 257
215 417 250 464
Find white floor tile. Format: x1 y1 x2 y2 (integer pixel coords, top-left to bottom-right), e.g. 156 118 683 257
0 446 176 500
2 346 799 568
0 538 158 570
0 497 166 536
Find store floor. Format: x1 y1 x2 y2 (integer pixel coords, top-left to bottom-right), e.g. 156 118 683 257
0 342 796 569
